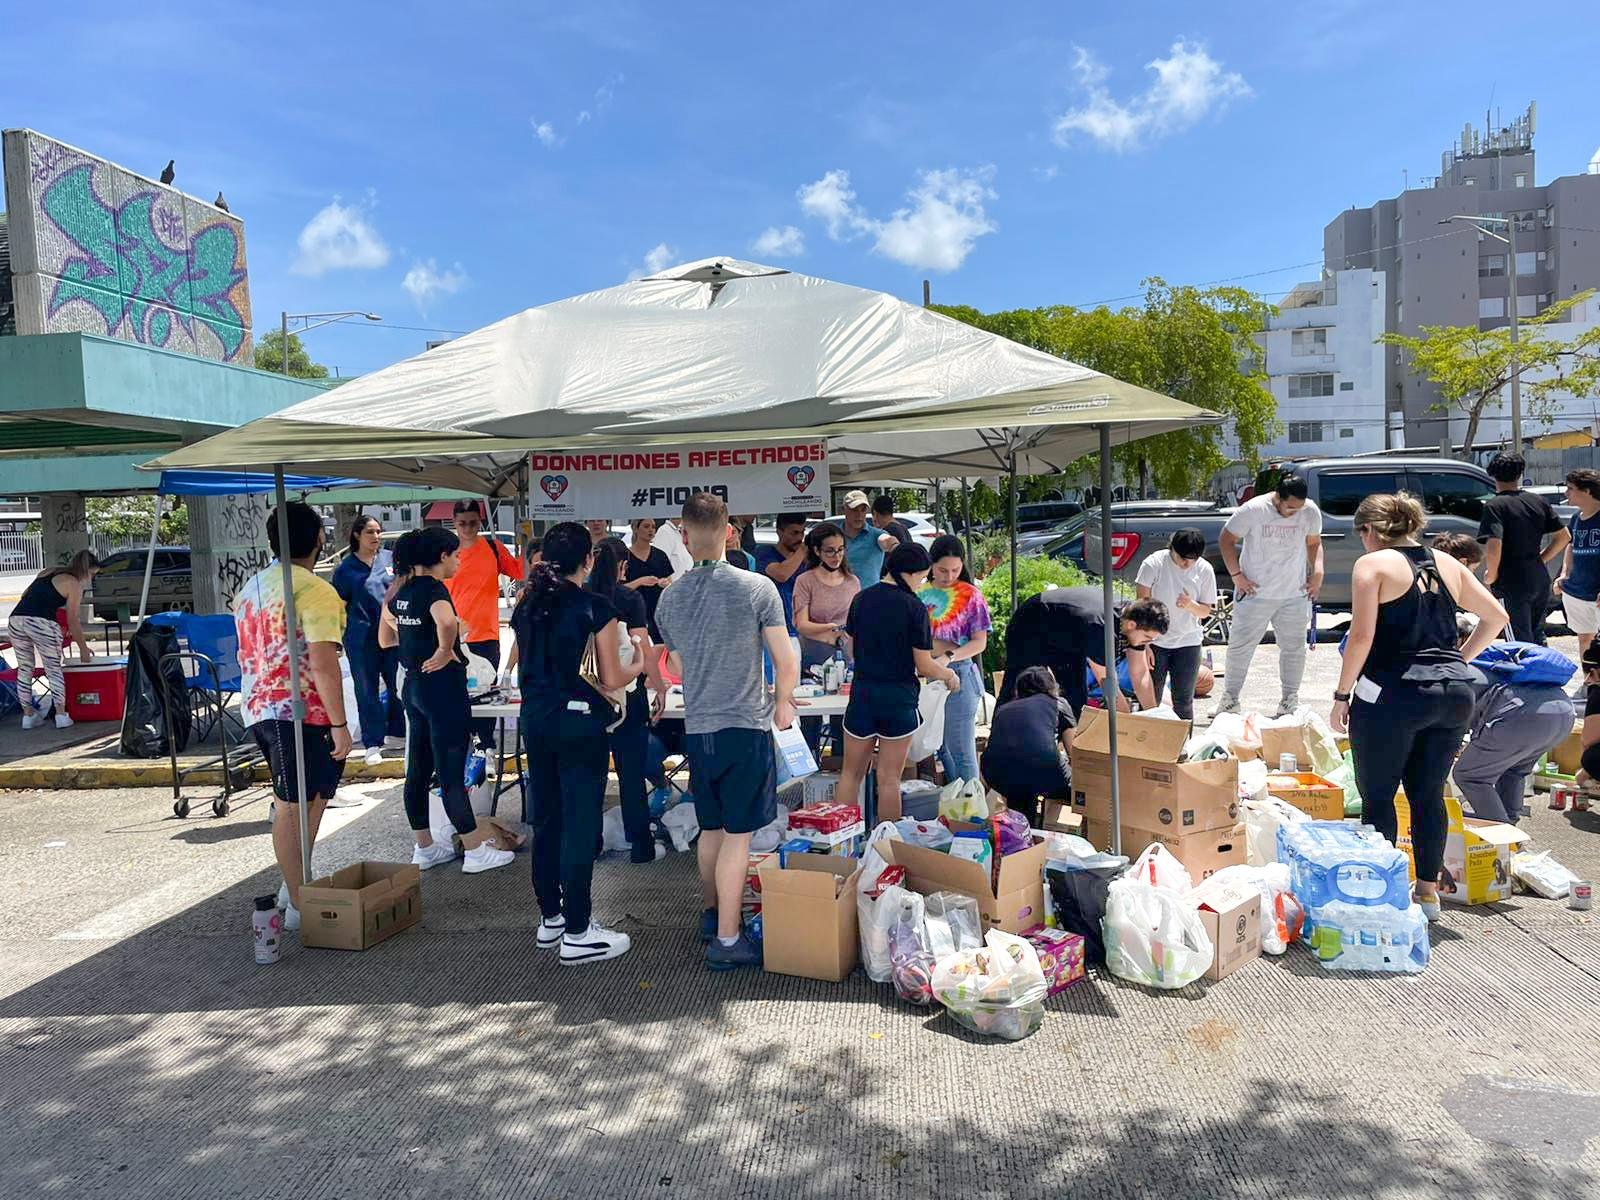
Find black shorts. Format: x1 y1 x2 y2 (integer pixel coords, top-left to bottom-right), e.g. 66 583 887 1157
252 720 346 804
686 727 776 834
843 682 919 741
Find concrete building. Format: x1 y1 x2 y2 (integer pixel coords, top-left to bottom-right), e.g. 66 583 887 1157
1257 268 1387 457
1323 105 1600 448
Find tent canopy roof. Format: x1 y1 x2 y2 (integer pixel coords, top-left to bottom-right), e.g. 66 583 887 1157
146 257 1219 492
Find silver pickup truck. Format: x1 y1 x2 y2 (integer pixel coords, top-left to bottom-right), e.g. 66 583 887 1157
1081 457 1567 613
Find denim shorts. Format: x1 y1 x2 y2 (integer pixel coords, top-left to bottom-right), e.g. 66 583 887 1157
843 681 919 741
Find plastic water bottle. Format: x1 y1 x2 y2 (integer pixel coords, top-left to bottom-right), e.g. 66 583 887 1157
253 895 282 964
1359 924 1379 970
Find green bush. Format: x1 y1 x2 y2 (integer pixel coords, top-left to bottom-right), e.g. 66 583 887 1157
976 556 1096 675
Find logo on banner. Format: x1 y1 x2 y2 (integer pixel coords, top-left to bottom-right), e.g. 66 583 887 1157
539 474 570 502
786 465 816 493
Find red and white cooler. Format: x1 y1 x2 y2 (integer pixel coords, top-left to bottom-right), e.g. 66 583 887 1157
64 658 128 722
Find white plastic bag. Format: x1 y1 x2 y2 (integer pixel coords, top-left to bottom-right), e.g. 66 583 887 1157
1240 796 1310 866
1206 711 1262 760
931 929 1050 1040
938 777 988 823
894 818 954 852
660 801 699 851
906 682 949 763
750 805 790 853
862 884 924 983
858 821 903 895
1237 758 1269 804
1128 844 1193 893
339 657 363 747
1512 850 1579 899
1188 862 1302 955
923 891 983 958
1103 878 1214 990
601 806 630 852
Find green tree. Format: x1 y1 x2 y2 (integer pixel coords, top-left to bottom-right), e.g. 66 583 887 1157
932 278 1277 498
254 329 330 379
85 496 188 546
1380 292 1600 452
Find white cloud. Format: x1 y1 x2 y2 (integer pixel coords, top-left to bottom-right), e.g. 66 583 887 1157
531 118 563 148
576 110 592 125
291 199 390 276
750 225 806 258
1052 39 1251 152
401 259 468 311
796 167 997 272
626 242 676 280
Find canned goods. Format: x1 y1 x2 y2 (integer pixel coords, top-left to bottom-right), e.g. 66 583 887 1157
1278 753 1297 774
1571 881 1594 912
1549 785 1572 812
1575 791 1593 813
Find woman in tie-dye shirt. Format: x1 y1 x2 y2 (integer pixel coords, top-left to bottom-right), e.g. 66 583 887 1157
918 535 992 784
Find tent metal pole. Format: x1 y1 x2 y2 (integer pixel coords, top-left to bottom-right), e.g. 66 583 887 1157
1099 423 1121 856
961 478 972 566
274 466 315 891
135 493 164 623
1007 450 1018 616
933 478 942 532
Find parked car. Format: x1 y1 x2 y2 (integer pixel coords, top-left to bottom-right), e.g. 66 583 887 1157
89 546 194 620
0 547 29 568
823 512 939 547
1013 500 1083 533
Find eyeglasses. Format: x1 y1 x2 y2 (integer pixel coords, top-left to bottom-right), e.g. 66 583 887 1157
819 544 845 556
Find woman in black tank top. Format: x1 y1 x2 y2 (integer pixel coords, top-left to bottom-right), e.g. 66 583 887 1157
1331 494 1508 921
6 550 99 728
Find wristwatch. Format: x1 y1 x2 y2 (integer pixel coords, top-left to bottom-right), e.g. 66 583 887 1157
1332 691 1351 703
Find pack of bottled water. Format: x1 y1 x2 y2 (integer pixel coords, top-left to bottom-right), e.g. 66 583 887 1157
1280 821 1429 974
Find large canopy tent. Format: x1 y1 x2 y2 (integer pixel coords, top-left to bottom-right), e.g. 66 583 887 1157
143 257 1222 883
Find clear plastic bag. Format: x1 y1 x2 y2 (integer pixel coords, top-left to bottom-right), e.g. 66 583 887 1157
862 884 924 983
939 777 988 823
889 902 936 1005
931 929 1049 1041
1128 843 1193 893
895 818 954 852
1512 850 1578 899
923 891 983 958
1103 878 1214 989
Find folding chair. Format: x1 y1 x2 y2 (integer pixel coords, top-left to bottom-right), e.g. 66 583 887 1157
159 613 264 818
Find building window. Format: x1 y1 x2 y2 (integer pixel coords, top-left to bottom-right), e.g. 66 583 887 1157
1290 328 1328 356
1516 251 1537 276
1517 294 1536 317
1339 381 1355 390
401 507 414 523
1479 297 1505 319
1514 173 1528 188
1288 421 1325 444
1286 374 1335 399
1340 427 1355 438
1479 254 1506 277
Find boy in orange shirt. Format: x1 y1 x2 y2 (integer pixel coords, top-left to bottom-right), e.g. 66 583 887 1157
445 500 523 743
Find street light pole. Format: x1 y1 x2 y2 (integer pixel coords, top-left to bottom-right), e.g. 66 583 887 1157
1440 214 1522 450
279 310 384 376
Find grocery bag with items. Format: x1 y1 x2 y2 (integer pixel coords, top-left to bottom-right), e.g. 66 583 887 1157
938 777 988 823
1102 877 1214 990
931 929 1050 1041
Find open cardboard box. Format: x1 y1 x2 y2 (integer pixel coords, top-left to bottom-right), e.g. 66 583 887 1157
1265 772 1345 821
1086 821 1248 882
757 855 861 981
1189 879 1261 981
1070 708 1239 835
880 822 1048 933
1395 790 1527 905
299 861 422 951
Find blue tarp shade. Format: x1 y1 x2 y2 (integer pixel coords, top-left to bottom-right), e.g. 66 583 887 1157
157 470 364 496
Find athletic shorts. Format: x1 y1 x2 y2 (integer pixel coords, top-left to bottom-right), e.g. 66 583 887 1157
685 727 776 835
843 682 919 741
251 719 346 804
1563 593 1600 636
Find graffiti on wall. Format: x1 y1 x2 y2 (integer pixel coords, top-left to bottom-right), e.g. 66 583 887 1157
2 131 252 362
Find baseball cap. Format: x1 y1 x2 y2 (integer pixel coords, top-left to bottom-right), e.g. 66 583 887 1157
842 489 870 510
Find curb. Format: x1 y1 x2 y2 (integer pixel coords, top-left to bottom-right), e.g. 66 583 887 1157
0 757 409 791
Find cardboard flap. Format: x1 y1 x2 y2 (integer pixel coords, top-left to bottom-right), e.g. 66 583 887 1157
1463 819 1530 849
881 839 993 895
1073 708 1188 762
758 856 858 898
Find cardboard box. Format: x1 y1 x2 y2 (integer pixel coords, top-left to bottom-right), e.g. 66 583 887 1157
1191 880 1261 981
1025 927 1086 996
1265 772 1345 821
299 861 421 951
1090 822 1248 882
1395 791 1527 905
757 855 861 981
1040 799 1084 837
880 823 1048 933
1070 709 1239 836
1547 721 1584 777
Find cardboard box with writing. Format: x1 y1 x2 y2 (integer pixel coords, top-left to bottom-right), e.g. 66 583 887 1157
1265 772 1345 821
1070 709 1238 836
1189 880 1261 981
881 823 1049 933
757 856 861 982
1087 822 1248 883
299 861 422 951
1395 791 1527 905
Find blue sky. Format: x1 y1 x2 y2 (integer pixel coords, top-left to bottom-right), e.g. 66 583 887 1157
11 1 1600 376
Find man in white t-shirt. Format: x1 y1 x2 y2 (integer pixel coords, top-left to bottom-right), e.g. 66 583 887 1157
1134 528 1218 721
1214 474 1324 718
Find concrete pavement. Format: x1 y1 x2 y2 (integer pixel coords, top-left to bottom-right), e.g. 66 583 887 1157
3 640 1600 1197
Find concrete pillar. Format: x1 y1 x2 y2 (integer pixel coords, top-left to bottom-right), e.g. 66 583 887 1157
40 493 89 567
189 492 273 615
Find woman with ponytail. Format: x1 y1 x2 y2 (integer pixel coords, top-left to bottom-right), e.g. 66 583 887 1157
835 541 960 819
1332 493 1508 922
513 521 646 964
332 515 403 765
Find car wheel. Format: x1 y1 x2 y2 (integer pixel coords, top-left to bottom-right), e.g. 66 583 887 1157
1203 590 1234 646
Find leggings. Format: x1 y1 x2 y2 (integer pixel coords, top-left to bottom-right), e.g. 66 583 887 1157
7 614 64 714
402 666 478 837
1348 678 1476 883
1150 643 1202 721
524 722 609 932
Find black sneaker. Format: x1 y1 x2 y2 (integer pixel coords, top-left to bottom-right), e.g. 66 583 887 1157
706 932 762 971
700 907 718 944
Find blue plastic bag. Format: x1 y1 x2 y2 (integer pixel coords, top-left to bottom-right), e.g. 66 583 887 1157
1470 641 1576 687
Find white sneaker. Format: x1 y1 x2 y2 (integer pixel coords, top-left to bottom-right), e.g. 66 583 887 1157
1210 695 1241 719
560 922 631 965
536 915 566 948
20 712 41 731
1273 698 1301 719
283 903 301 931
54 713 74 729
462 839 514 874
277 882 290 909
324 791 366 809
363 746 385 767
412 840 458 870
384 735 406 749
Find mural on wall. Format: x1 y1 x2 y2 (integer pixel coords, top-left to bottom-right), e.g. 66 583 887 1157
1 130 252 361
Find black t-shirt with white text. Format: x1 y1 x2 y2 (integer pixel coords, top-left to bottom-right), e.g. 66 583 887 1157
392 576 464 673
1479 490 1562 591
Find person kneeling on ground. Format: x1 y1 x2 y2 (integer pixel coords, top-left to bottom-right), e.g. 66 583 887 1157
1577 643 1600 793
1448 614 1576 825
980 666 1076 828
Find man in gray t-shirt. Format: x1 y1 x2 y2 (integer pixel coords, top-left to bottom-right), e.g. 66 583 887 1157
654 496 798 972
